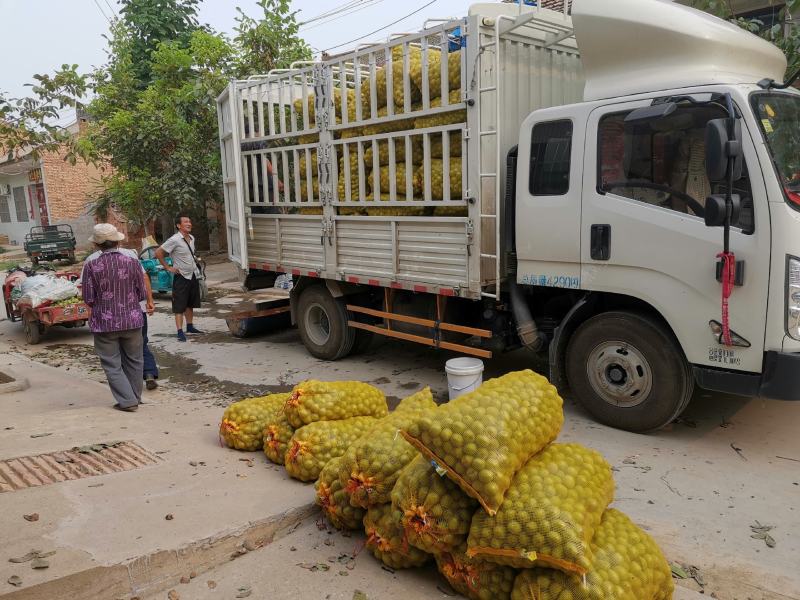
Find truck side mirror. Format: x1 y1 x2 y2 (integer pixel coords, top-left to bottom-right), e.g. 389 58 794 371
705 118 743 183
705 194 741 228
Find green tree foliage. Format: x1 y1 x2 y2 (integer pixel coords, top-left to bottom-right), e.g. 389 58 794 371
234 0 312 77
688 0 800 76
0 66 88 163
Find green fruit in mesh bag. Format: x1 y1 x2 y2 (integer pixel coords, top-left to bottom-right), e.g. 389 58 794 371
391 455 478 554
263 407 295 465
467 443 614 574
509 509 674 600
401 370 563 515
435 542 517 600
315 455 366 530
363 503 430 569
285 416 378 482
339 388 437 508
285 380 388 428
220 394 289 451
414 158 462 200
414 90 465 129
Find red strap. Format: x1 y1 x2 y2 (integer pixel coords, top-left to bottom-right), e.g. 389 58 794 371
717 251 736 346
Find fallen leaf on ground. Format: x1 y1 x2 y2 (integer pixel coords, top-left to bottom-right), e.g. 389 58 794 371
165 514 174 521
7 576 22 587
30 433 52 438
23 514 39 522
207 581 217 589
180 576 190 584
353 591 367 600
236 585 252 598
167 590 180 600
670 563 689 579
189 571 197 579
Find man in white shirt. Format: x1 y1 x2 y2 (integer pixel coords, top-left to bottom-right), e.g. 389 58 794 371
155 215 204 342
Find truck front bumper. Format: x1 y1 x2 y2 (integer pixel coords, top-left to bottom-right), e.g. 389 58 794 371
694 351 800 400
758 351 800 401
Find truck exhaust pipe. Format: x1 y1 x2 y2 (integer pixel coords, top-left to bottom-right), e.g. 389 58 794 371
508 279 545 351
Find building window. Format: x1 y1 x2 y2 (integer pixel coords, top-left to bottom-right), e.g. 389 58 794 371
12 187 29 222
529 120 573 196
0 196 11 223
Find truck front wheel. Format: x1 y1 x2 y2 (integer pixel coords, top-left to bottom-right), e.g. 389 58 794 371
565 311 693 433
296 285 355 360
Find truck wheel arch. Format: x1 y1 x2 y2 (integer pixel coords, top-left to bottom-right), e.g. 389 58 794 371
549 292 685 390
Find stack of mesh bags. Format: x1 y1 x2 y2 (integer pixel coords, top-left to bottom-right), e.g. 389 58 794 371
219 393 291 451
282 380 388 482
396 370 673 600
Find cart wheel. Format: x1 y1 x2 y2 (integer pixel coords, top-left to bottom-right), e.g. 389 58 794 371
23 316 41 344
31 257 39 266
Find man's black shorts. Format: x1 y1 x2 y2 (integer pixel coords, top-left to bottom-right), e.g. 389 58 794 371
172 274 201 314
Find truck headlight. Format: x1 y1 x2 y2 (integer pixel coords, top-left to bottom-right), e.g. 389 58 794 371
789 256 800 341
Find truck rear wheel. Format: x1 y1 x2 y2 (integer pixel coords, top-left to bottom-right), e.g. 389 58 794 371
296 285 355 360
565 311 693 432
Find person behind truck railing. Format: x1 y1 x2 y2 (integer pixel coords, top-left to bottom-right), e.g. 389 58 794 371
155 215 204 342
81 223 151 412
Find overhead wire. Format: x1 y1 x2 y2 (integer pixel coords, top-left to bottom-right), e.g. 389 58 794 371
91 0 112 24
300 0 370 25
322 0 439 52
301 0 388 31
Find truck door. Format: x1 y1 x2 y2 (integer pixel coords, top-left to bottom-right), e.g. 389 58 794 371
217 83 248 268
580 97 771 373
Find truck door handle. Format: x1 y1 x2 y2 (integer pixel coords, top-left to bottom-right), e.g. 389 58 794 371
590 224 611 261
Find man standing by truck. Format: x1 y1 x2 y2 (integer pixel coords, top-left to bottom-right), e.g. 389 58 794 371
155 215 204 342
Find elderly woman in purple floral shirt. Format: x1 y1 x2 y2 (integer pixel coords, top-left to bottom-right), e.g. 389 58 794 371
82 224 148 412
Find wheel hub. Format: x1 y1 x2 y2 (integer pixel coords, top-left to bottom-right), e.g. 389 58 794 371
305 303 331 346
586 341 652 408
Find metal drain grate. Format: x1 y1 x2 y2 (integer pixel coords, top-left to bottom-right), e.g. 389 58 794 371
0 441 160 493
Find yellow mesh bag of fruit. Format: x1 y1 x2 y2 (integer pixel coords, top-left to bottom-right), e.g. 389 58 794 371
285 380 388 428
436 542 517 600
364 137 422 166
392 455 478 554
285 416 378 482
315 455 366 530
362 106 417 136
414 90 465 129
414 158 462 200
364 195 430 217
430 130 462 158
376 164 422 197
339 388 437 508
220 394 289 451
509 509 674 600
467 443 614 574
401 370 563 515
363 503 430 569
263 407 295 464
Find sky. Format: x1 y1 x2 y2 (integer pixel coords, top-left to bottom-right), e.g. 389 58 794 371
0 0 477 122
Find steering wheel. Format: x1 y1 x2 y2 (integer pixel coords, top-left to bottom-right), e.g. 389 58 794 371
603 181 706 218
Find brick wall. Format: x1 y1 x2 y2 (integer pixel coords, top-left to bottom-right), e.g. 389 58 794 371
40 147 107 222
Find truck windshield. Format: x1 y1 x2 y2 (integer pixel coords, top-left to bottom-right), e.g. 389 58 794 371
752 92 800 207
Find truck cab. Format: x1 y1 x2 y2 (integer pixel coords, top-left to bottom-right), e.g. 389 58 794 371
515 0 800 430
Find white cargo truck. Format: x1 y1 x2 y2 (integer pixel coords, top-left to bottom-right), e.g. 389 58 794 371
217 0 800 432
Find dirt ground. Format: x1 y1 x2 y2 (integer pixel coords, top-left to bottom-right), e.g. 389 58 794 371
1 258 799 599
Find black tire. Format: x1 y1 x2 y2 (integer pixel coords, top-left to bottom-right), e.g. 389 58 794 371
296 285 355 360
351 329 374 355
565 311 693 433
23 315 41 345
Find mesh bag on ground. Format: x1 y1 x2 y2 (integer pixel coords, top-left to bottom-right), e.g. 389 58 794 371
285 416 378 482
285 380 388 428
262 407 295 464
467 443 614 574
401 370 563 515
315 455 366 530
339 388 437 508
391 455 479 554
509 509 674 600
219 394 290 451
436 542 517 600
363 503 430 569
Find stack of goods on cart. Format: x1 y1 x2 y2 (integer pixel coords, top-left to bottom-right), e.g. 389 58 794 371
218 370 674 600
13 273 80 309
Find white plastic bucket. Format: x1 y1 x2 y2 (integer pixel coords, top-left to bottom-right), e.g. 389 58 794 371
445 357 484 400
